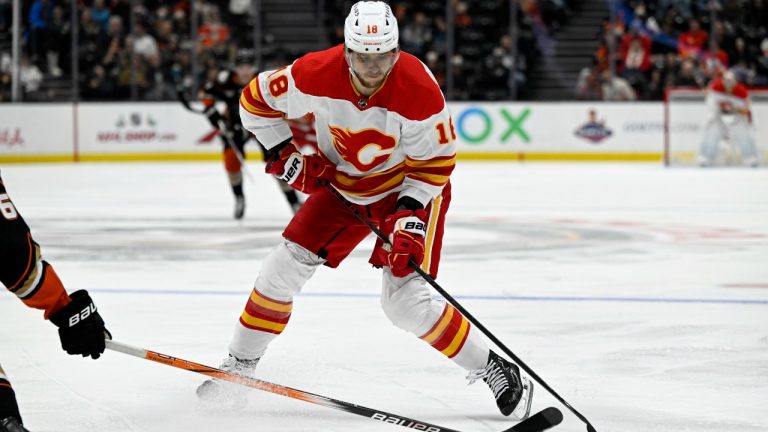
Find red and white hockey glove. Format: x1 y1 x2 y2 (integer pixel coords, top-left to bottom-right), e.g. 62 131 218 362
382 209 429 278
265 143 336 194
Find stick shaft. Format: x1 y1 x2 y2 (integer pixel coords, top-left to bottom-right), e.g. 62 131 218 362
105 340 462 432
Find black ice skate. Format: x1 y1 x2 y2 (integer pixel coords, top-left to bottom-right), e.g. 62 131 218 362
468 351 534 420
234 196 245 220
0 417 30 432
196 355 259 410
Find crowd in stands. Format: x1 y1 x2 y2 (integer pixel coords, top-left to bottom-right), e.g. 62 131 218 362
325 0 570 100
0 0 571 102
576 0 768 101
0 0 254 102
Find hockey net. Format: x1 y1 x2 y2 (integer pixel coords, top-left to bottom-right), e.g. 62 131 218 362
664 88 768 166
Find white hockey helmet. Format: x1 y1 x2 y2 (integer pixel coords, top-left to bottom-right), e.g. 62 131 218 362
344 1 399 53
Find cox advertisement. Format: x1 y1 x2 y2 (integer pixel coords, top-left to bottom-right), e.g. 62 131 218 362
448 102 664 160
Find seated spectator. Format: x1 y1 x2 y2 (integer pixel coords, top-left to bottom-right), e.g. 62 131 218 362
198 6 230 56
401 12 432 59
91 0 110 32
576 66 603 100
755 39 768 86
678 18 707 59
600 69 636 101
674 59 703 87
19 54 43 100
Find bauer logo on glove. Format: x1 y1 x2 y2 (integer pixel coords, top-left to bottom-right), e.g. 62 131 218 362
280 153 304 185
382 209 429 277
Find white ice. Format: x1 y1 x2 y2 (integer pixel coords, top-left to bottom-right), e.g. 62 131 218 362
1 161 767 432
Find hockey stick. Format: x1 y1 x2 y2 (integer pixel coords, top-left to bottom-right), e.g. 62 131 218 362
105 340 561 432
323 184 597 432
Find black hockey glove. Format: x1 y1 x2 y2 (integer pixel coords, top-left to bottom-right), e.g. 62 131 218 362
0 383 24 432
49 290 111 359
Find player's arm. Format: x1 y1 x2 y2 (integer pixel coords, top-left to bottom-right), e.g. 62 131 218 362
0 179 110 359
398 105 457 209
239 65 308 150
381 101 457 278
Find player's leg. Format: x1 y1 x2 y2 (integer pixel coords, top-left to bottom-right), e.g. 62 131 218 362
699 118 725 166
0 364 28 432
372 184 532 419
198 188 371 404
729 120 759 167
223 144 245 219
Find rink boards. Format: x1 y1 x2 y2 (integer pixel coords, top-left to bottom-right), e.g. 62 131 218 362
1 100 763 163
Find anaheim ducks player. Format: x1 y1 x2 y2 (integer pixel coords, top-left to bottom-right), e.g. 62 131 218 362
699 70 759 167
0 172 110 432
199 50 303 219
197 0 534 420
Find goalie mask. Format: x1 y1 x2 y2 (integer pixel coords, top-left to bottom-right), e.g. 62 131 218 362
344 1 400 89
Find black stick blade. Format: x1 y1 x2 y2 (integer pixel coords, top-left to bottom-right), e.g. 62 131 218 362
507 407 564 432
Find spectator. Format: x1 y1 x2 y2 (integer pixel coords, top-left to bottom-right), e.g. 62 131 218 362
130 21 159 64
600 69 637 101
401 12 432 58
678 18 708 59
755 39 768 86
198 6 230 56
576 66 603 100
28 0 52 67
91 0 110 32
674 59 703 87
19 54 43 99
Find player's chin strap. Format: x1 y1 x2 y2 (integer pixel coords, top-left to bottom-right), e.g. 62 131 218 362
104 339 560 432
321 181 598 432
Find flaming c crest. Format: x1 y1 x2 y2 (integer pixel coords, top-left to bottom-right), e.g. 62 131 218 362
328 125 397 172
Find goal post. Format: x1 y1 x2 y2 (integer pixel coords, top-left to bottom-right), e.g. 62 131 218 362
664 87 768 167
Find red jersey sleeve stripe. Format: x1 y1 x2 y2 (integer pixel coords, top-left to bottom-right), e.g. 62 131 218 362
240 79 283 118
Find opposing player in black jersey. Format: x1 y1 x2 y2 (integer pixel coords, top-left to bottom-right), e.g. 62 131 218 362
199 50 303 219
1 172 110 432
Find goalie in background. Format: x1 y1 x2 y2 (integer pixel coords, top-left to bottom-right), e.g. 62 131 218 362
699 70 759 167
199 49 304 219
0 172 111 432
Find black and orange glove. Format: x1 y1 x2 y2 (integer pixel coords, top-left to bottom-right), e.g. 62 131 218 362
381 209 429 278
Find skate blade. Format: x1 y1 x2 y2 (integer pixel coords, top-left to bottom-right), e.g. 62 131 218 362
508 376 534 421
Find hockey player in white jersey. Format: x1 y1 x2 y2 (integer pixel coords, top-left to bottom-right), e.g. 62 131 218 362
197 0 534 420
699 70 759 167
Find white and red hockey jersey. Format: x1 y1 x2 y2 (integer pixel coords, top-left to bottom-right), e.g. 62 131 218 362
239 44 456 206
706 78 751 121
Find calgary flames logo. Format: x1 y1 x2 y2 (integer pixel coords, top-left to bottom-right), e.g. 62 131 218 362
328 125 397 171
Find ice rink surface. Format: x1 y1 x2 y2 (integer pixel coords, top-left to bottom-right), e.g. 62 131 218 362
1 161 767 432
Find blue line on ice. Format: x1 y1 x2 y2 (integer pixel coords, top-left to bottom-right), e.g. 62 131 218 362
83 288 768 305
